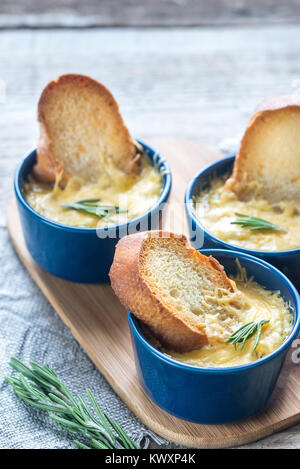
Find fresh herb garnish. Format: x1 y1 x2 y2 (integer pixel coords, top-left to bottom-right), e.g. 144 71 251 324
61 198 127 219
226 320 269 351
231 213 287 232
5 357 139 449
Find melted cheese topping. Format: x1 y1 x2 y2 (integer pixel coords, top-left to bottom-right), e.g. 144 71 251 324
194 175 300 251
167 268 292 368
23 154 162 228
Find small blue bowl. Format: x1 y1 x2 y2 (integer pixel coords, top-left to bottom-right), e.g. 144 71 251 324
185 156 300 290
14 140 172 283
129 249 300 424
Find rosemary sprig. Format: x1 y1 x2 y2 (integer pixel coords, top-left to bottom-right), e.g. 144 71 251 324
231 213 287 233
226 320 270 351
5 357 139 450
61 198 127 219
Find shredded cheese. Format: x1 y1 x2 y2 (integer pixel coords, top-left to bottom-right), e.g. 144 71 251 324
23 154 162 228
194 174 300 251
165 261 292 367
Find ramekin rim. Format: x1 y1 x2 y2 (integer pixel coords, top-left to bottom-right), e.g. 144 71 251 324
128 248 300 374
14 139 172 234
185 154 300 256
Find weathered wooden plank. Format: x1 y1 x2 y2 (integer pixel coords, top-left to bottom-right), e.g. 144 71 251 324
1 0 300 28
1 25 300 448
1 25 300 226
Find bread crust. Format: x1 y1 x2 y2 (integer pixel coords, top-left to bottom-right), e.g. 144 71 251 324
225 94 300 198
34 74 138 183
109 231 233 352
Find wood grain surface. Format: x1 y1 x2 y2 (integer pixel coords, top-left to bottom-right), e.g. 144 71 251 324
1 0 300 28
7 138 300 448
1 24 300 448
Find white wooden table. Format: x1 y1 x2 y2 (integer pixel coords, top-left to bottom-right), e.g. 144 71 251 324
1 24 300 448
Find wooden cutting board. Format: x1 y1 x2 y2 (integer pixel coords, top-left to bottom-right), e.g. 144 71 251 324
7 138 300 448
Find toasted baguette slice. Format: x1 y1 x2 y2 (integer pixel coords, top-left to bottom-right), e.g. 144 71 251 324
34 74 139 183
109 231 238 353
225 94 300 202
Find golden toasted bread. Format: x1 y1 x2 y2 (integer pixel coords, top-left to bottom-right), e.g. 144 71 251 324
34 74 139 183
109 231 238 353
225 94 300 202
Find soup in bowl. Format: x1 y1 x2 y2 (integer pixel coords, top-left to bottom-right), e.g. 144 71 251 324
15 141 172 283
185 156 300 288
128 249 300 423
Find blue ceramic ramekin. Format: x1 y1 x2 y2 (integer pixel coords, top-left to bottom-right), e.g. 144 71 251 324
14 140 172 283
129 249 300 424
185 156 300 289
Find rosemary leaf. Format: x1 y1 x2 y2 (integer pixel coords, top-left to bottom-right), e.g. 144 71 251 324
226 320 270 351
74 440 92 449
5 357 139 450
61 198 127 219
231 213 287 233
75 198 102 204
